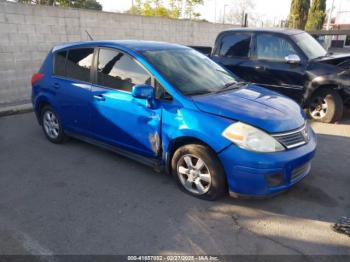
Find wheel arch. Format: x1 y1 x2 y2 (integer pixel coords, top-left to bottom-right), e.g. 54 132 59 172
165 136 219 175
33 97 51 124
33 96 59 125
305 81 340 105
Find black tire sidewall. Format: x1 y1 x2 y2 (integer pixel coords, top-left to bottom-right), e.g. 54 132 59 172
41 106 66 144
171 144 227 200
308 89 343 123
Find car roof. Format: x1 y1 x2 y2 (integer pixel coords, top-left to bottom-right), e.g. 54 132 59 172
52 40 188 53
220 27 305 36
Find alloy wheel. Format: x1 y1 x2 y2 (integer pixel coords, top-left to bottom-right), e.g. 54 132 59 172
177 154 212 195
309 96 328 120
43 110 60 139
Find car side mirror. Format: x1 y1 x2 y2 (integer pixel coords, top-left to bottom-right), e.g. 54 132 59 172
284 54 301 64
132 84 155 108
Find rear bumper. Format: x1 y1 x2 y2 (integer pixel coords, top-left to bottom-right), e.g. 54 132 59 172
218 126 317 197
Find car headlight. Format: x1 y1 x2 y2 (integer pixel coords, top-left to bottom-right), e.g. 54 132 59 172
222 122 285 152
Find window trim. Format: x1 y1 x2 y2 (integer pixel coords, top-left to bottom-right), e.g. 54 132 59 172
52 45 174 101
52 46 95 85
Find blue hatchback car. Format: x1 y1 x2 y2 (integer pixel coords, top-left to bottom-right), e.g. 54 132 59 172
31 40 317 200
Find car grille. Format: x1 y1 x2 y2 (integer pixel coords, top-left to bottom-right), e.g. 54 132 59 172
291 162 311 181
272 124 309 149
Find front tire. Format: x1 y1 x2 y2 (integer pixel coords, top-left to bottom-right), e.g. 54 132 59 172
307 89 343 123
171 144 226 200
41 106 66 144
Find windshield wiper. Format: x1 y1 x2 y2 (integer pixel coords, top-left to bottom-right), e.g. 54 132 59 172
313 53 331 60
185 81 247 96
185 90 213 96
215 81 247 93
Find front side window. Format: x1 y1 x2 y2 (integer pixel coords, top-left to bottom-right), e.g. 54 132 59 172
97 49 151 92
53 50 67 77
256 34 297 61
65 48 94 82
219 33 251 58
142 48 239 96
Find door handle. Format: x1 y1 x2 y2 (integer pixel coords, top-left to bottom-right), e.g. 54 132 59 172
93 94 105 101
255 65 265 71
53 83 60 89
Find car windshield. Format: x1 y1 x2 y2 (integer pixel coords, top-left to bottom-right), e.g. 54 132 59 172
292 32 327 60
141 48 239 96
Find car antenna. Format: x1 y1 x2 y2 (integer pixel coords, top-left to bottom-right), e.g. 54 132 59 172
86 30 94 41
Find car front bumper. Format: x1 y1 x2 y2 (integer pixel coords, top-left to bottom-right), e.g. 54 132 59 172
218 126 317 197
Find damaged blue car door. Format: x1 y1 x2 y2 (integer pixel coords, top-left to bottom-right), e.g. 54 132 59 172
90 47 161 157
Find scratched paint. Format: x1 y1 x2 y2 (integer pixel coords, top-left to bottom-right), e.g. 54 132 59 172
149 132 160 155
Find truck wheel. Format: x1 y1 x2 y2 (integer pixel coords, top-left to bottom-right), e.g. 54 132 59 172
307 89 343 123
171 144 227 200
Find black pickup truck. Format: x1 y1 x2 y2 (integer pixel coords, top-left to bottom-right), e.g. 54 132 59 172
194 28 350 123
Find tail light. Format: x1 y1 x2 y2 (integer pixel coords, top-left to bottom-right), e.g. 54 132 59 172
31 73 44 86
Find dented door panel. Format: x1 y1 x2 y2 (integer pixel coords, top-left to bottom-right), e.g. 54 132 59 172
90 85 161 158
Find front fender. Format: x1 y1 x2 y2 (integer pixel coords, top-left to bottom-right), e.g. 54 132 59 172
161 106 233 162
305 73 350 104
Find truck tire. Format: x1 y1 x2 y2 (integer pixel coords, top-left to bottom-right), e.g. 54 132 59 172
307 89 343 123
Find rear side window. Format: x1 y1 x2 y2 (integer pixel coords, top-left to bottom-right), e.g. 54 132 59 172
53 51 67 77
97 48 151 92
219 33 251 58
65 48 94 82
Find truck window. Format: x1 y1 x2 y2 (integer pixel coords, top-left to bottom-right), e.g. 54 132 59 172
256 34 296 61
218 33 251 58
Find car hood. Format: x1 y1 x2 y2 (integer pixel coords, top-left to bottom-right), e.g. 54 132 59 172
191 84 305 133
315 53 350 70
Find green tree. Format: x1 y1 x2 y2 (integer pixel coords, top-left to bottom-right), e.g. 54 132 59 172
184 0 203 19
128 0 142 15
127 0 203 20
127 0 181 19
288 0 310 29
169 0 182 18
305 0 326 30
17 0 102 10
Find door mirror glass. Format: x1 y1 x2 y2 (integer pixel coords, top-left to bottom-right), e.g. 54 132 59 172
285 54 301 64
132 84 155 99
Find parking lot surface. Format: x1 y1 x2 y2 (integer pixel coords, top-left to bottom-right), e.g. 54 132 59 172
0 112 349 255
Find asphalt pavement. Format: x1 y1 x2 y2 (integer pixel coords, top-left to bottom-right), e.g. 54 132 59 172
0 112 349 255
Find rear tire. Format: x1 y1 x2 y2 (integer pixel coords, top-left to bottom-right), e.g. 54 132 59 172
171 144 227 200
307 89 343 123
41 106 67 144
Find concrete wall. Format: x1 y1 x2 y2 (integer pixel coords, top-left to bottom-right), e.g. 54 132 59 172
0 1 234 107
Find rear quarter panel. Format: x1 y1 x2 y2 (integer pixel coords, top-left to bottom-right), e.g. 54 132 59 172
32 50 59 121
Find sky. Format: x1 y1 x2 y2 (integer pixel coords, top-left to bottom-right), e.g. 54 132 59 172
97 0 350 26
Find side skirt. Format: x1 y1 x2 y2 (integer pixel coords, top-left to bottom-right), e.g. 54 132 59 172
65 131 164 172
